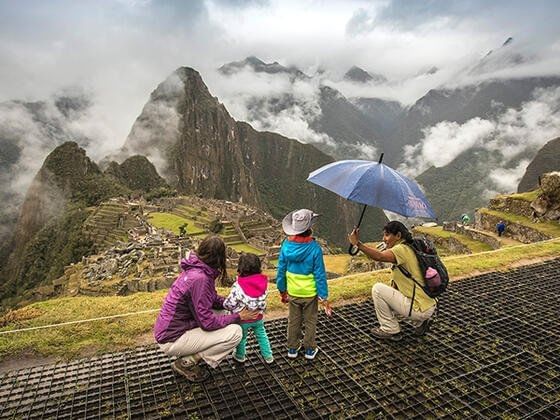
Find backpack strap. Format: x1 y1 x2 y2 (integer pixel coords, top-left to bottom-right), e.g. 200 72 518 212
396 264 426 316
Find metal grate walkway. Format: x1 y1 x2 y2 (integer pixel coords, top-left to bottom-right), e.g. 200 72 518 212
1 259 560 419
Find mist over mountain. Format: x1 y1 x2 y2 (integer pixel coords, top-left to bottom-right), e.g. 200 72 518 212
0 91 94 245
219 56 309 81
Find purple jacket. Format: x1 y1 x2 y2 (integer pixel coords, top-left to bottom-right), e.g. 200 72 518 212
153 252 240 344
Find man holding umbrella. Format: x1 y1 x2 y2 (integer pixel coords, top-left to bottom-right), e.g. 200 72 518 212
348 221 437 340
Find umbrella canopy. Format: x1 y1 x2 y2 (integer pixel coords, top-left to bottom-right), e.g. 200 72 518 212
307 159 436 219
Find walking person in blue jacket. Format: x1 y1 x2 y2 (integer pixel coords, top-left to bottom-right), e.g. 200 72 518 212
276 209 329 360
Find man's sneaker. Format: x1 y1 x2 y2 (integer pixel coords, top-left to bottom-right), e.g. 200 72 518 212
371 327 402 342
264 356 274 364
232 352 246 363
287 346 301 358
304 347 319 360
171 359 210 383
414 318 433 337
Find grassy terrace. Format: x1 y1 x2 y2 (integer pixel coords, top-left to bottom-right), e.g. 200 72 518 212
414 226 494 253
480 208 560 238
497 188 542 202
229 243 266 255
2 238 560 361
147 212 206 235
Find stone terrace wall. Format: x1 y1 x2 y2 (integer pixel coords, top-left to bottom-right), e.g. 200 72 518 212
443 222 501 249
475 212 552 243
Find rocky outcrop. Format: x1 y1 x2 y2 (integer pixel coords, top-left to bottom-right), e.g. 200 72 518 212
531 172 560 221
488 196 534 218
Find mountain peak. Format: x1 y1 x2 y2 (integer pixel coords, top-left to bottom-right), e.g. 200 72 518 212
344 66 387 84
344 66 373 83
218 57 308 79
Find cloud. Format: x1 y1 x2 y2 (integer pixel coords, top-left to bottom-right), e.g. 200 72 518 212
400 118 495 176
400 86 560 192
207 68 336 147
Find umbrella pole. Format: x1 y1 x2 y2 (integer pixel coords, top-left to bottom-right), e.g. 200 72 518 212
348 204 367 255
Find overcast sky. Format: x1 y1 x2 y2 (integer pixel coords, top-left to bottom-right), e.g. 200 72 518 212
1 0 560 148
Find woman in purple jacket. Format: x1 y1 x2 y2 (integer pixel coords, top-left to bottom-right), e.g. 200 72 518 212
154 236 258 382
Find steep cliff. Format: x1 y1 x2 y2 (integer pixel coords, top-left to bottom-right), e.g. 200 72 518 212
122 67 387 244
518 137 560 192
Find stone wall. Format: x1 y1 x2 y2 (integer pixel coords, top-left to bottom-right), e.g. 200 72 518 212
443 222 501 249
476 212 552 243
488 197 533 218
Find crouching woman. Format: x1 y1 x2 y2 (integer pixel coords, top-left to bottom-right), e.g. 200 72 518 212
154 236 258 382
348 221 436 341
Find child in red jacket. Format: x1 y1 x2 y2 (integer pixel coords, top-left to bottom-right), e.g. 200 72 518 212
223 253 273 364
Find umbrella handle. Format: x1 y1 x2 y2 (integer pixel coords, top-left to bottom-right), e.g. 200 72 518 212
348 204 367 255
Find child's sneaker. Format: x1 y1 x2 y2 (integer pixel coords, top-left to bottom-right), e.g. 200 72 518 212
232 352 246 363
264 356 274 364
287 346 301 358
304 347 319 360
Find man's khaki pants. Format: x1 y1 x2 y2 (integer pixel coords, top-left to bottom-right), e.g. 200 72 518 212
372 283 435 334
159 324 242 368
288 296 318 349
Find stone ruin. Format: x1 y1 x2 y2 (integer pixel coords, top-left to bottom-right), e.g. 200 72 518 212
48 196 288 297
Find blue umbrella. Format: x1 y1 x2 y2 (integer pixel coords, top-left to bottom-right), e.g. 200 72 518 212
307 154 436 253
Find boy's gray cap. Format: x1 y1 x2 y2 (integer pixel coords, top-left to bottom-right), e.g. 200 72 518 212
282 209 320 235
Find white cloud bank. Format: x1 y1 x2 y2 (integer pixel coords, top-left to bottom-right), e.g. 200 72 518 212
400 86 560 192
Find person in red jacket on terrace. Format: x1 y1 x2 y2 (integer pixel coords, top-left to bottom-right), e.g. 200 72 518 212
154 236 258 382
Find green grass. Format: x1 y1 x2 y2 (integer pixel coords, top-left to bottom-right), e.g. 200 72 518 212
2 238 559 361
323 255 351 274
414 226 493 253
498 189 541 202
147 212 205 235
480 208 560 238
229 243 266 255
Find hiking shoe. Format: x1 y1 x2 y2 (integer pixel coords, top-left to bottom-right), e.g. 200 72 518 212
264 356 274 364
287 346 301 358
232 353 246 363
371 327 402 342
304 347 319 360
171 359 210 383
414 318 434 337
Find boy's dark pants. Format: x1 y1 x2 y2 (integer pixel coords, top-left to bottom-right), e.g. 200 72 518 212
287 296 318 349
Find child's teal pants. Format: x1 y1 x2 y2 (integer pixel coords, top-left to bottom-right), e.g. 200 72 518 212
235 319 272 359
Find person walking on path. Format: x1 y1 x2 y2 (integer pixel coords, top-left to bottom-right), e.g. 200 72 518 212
154 236 258 382
223 253 274 364
496 220 506 237
348 221 437 341
276 209 330 360
461 213 470 225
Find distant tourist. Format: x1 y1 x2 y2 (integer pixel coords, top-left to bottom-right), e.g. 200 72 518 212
348 221 437 341
276 209 331 360
154 236 258 382
223 253 274 364
496 220 506 237
461 213 470 225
